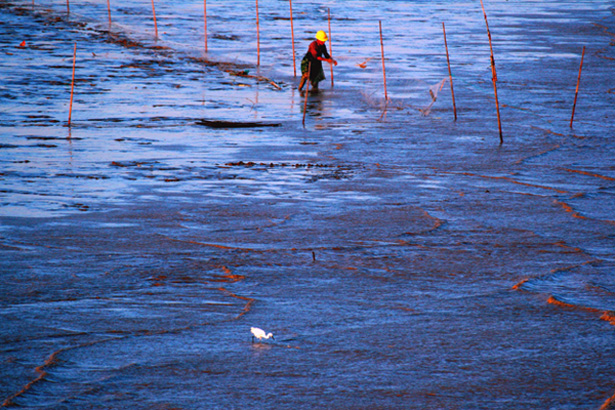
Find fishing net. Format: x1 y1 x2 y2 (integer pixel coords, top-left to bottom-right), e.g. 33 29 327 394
418 78 447 116
360 75 449 117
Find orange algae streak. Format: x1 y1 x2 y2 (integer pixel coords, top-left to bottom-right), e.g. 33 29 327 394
211 266 246 283
512 278 529 290
553 199 587 220
550 260 600 275
530 126 565 138
218 287 254 319
459 172 569 194
211 275 246 283
513 143 561 165
163 235 263 253
547 295 576 309
1 350 59 406
553 241 583 253
190 241 237 250
219 266 245 282
601 311 615 326
0 339 115 407
564 168 615 181
423 210 444 231
547 295 602 313
401 210 444 236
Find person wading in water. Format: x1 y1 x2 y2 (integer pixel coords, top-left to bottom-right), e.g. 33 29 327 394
298 30 337 94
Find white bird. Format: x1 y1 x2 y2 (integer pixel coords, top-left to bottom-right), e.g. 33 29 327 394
251 327 274 343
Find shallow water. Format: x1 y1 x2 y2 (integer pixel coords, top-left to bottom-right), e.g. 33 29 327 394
1 0 615 409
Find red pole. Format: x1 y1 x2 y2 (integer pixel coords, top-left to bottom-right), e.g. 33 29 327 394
480 0 503 144
66 0 69 15
570 46 585 128
328 8 334 87
151 0 158 38
379 20 388 102
303 62 311 127
68 43 77 127
256 0 260 66
290 0 296 76
204 0 208 53
442 22 457 121
107 0 111 25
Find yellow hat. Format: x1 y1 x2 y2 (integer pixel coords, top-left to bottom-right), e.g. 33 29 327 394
316 30 328 42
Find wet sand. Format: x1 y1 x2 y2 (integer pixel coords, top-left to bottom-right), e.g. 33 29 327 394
1 1 615 409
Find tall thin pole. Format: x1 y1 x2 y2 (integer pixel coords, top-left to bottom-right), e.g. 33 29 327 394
328 8 334 87
68 42 77 127
290 0 296 77
151 0 158 38
256 0 260 66
379 20 388 102
303 62 311 127
66 0 70 15
442 22 457 121
107 0 111 25
570 46 585 128
204 0 208 53
480 0 503 144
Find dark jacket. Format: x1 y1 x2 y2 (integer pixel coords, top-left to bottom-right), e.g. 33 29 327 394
301 40 330 83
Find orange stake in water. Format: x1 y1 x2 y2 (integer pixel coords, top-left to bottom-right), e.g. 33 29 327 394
442 22 457 121
480 0 503 144
68 42 77 127
107 0 111 25
570 46 585 128
255 0 260 66
328 8 334 87
290 0 296 76
303 62 311 127
379 20 388 102
151 0 158 38
204 0 208 53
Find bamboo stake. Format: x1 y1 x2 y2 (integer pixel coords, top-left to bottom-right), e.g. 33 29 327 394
66 0 69 15
480 0 503 144
302 62 311 127
379 20 388 102
204 0 208 53
256 0 260 66
68 42 77 127
151 0 158 38
290 0 296 76
107 0 111 25
328 8 334 87
570 45 585 128
442 22 457 121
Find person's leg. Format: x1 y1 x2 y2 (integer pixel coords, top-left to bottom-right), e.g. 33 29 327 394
298 74 308 91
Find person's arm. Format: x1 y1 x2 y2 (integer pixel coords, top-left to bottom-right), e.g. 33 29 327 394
320 57 338 66
317 45 337 66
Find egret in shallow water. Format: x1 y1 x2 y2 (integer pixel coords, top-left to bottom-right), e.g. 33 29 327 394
251 327 274 343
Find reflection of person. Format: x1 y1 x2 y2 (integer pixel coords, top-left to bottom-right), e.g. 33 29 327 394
298 30 337 93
